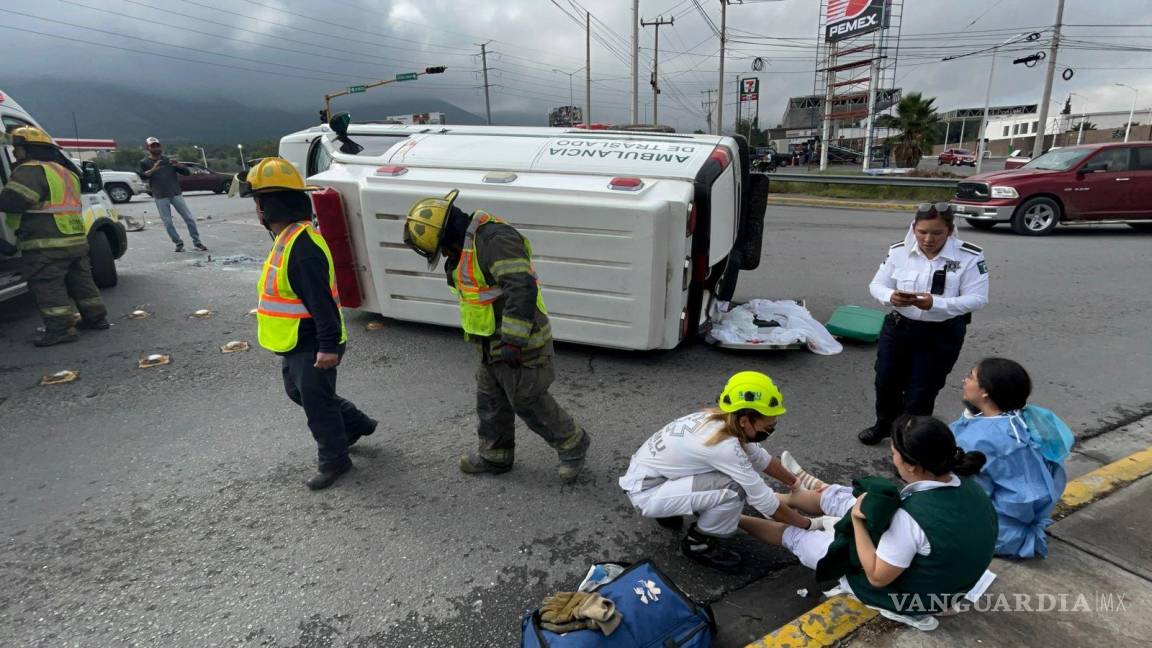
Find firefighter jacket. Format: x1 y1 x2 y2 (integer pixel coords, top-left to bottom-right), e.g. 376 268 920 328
447 211 553 363
0 160 87 250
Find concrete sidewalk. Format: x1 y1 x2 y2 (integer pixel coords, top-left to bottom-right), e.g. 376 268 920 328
854 475 1152 648
736 414 1152 648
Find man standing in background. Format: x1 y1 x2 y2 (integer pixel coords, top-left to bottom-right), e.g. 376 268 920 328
138 137 207 252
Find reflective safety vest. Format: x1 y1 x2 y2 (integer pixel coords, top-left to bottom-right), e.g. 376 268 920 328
10 161 87 250
256 222 348 352
452 211 547 337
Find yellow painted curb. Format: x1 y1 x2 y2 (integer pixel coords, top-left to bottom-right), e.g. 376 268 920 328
766 195 917 212
1058 445 1152 511
744 594 878 648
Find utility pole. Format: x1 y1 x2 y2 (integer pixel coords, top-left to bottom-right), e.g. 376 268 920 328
1032 0 1066 158
479 43 492 125
586 11 592 126
819 42 837 171
641 15 674 125
716 1 728 135
701 89 717 134
631 0 639 124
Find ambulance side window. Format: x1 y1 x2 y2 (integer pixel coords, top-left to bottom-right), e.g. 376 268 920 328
1 116 36 183
307 138 333 177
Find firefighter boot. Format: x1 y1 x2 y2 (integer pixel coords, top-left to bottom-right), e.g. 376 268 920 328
556 429 590 483
459 452 513 475
34 328 78 347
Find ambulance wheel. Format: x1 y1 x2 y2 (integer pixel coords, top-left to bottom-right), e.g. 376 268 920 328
89 232 118 288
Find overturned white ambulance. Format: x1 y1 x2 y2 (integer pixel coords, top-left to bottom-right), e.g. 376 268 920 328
278 122 767 351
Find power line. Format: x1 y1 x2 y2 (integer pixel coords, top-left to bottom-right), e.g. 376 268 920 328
0 22 343 84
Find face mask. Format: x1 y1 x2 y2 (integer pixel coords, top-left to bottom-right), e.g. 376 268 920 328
748 424 776 444
962 400 981 416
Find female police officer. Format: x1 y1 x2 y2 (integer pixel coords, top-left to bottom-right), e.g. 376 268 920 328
859 203 989 445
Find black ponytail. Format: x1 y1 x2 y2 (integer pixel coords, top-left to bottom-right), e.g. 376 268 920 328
952 447 987 476
892 414 986 477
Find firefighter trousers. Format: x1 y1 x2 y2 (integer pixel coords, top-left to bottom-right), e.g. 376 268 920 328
475 356 587 466
21 245 107 334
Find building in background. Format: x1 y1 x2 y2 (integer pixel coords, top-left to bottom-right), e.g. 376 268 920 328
939 104 1152 156
385 112 446 125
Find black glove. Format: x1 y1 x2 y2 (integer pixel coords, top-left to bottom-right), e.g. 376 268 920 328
0 238 17 257
500 343 523 367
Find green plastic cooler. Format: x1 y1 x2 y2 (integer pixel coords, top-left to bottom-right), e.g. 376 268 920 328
825 305 886 343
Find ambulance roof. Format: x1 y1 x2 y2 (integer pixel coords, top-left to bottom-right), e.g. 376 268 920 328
308 124 734 181
0 89 40 128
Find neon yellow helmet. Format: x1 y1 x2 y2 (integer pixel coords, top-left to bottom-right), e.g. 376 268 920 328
404 189 459 269
236 157 317 197
718 371 786 417
10 126 56 148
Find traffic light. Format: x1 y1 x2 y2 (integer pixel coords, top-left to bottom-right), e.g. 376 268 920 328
425 66 446 74
319 109 330 124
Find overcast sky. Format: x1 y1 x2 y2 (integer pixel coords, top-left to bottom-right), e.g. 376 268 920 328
2 0 1151 130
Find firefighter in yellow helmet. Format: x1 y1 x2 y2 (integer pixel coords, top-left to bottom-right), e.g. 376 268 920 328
619 372 824 572
0 126 108 346
238 158 377 490
404 190 589 482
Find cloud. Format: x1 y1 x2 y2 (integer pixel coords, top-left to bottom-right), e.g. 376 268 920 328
2 0 1150 132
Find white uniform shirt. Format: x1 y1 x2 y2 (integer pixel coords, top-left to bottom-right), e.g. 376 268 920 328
872 474 963 568
869 227 989 322
619 411 779 517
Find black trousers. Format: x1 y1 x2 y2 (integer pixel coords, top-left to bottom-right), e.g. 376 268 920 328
873 313 968 431
281 348 374 471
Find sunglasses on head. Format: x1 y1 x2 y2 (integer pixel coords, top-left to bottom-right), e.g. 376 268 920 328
917 202 953 215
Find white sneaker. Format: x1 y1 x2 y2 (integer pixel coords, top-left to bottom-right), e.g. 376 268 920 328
780 451 827 491
876 607 940 631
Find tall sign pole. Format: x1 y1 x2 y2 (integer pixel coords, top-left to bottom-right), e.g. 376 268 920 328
586 11 592 126
1032 0 1066 157
641 16 674 126
716 1 728 135
631 0 640 124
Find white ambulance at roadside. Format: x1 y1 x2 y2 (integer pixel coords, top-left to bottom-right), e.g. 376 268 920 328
278 122 767 351
0 88 129 302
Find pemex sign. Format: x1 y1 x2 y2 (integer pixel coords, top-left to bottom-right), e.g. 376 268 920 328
826 0 889 42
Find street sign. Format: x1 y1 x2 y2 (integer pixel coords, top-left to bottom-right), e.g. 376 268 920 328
395 72 418 82
739 77 759 102
347 85 366 94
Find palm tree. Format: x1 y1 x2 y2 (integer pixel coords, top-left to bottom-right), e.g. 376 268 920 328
1070 120 1097 131
885 92 941 168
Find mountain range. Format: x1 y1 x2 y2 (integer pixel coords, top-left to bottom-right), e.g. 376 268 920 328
2 79 526 147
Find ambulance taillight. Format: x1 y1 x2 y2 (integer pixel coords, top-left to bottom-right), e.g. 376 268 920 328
310 188 363 309
708 146 732 170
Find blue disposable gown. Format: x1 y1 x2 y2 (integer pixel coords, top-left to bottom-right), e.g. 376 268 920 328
950 412 1067 558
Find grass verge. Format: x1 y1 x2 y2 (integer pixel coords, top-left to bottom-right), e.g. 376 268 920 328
769 180 954 202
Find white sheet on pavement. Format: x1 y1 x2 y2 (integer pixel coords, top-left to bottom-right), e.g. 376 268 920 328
709 299 843 355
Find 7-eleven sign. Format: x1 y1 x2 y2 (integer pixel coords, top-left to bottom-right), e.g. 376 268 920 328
740 77 759 102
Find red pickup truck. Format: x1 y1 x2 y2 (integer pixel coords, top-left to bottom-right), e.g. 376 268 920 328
938 148 977 166
951 142 1152 235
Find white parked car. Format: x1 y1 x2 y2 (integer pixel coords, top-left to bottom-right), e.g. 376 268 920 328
101 168 149 204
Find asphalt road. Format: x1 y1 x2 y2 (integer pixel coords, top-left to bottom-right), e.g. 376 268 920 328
2 194 1150 647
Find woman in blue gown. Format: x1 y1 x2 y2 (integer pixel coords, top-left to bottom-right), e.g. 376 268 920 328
950 358 1070 558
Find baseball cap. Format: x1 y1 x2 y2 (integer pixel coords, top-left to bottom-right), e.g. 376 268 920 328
145 137 161 146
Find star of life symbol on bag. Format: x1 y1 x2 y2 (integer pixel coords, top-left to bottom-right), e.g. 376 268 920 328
633 579 663 605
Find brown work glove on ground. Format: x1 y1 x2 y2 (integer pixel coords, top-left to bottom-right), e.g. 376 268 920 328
539 592 622 636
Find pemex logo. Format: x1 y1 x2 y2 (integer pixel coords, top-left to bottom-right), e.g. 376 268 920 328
827 0 872 23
